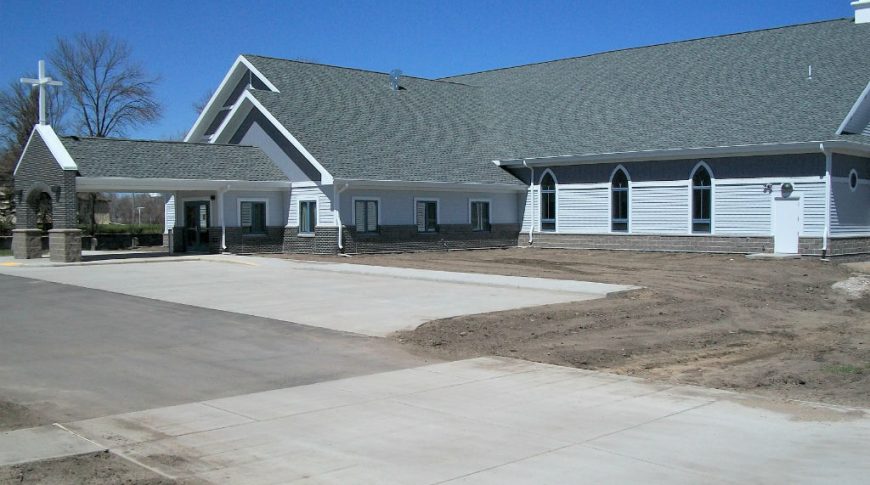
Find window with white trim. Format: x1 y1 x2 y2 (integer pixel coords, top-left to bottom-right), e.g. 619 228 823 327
540 172 556 232
354 199 378 233
299 200 316 234
691 166 712 233
240 201 266 234
416 200 438 233
611 169 629 232
470 201 491 232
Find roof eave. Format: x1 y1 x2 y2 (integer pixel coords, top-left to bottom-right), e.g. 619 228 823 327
494 140 870 167
332 178 526 192
76 177 291 192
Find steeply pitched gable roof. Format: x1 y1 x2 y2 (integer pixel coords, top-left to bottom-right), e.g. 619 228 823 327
238 19 869 185
62 137 287 182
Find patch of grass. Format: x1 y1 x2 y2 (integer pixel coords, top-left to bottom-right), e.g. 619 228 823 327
0 249 11 257
823 364 866 375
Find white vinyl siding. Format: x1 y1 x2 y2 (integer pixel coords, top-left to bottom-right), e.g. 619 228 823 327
556 186 609 233
794 181 825 236
164 195 175 233
714 182 771 235
631 185 689 235
520 188 537 232
288 185 334 227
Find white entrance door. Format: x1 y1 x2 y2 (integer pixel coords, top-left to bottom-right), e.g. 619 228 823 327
773 197 800 254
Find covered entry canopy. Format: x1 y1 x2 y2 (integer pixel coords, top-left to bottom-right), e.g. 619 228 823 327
12 124 290 261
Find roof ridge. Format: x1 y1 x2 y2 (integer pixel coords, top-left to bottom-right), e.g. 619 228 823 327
61 136 257 149
241 54 473 87
439 17 852 81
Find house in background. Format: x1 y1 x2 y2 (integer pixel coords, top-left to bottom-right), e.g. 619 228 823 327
13 6 870 262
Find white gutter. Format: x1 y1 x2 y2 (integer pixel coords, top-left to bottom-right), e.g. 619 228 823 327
334 182 350 251
331 178 525 193
821 143 832 255
75 177 291 192
495 140 870 168
523 159 534 244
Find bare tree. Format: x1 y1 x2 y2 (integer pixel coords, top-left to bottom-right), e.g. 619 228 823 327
50 32 161 137
0 76 66 184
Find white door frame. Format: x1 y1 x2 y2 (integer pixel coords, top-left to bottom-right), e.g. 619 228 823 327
772 195 802 254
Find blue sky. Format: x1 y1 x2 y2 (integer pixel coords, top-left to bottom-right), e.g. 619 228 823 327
1 0 856 140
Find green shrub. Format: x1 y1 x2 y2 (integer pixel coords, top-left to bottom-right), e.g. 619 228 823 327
78 223 163 235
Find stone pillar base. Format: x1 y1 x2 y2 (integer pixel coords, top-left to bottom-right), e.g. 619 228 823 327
12 229 44 259
48 229 82 262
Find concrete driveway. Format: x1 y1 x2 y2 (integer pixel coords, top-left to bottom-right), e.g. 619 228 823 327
34 357 870 484
0 274 429 427
0 255 634 336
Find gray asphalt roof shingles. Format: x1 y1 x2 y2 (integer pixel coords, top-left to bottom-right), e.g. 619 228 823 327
62 137 287 182
243 19 869 184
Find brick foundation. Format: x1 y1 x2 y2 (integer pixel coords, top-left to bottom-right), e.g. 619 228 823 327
216 226 285 254
827 237 870 257
282 226 339 254
527 233 774 254
340 224 520 254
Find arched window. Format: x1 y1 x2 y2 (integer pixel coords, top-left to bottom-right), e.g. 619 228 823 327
691 165 712 233
540 171 556 232
611 168 629 232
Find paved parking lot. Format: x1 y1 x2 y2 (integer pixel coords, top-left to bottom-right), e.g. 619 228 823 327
51 358 870 484
0 255 633 336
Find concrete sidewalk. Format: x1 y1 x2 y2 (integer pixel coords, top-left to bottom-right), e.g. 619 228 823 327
61 357 869 484
0 255 635 336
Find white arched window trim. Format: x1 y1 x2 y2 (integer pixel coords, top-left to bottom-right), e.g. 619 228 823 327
539 169 558 232
689 161 715 234
609 165 631 233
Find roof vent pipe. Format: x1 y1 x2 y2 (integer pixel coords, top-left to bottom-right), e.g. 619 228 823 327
854 0 870 23
389 69 402 90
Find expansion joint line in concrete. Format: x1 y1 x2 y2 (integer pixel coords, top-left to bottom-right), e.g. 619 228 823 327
432 394 716 485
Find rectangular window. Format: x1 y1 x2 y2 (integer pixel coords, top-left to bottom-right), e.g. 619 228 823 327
470 201 490 232
240 201 266 234
416 200 438 232
299 200 316 234
354 200 378 233
692 187 712 233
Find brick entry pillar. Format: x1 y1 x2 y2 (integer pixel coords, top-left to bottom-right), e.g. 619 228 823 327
12 229 43 259
48 228 82 262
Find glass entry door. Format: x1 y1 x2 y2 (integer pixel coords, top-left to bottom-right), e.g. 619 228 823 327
184 201 210 252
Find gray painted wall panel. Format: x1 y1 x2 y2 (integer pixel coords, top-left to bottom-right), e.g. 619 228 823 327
556 187 609 233
631 185 689 235
339 189 519 226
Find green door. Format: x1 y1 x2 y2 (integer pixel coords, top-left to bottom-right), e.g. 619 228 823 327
184 201 210 252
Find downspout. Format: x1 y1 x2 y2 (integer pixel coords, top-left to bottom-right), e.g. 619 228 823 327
333 182 350 251
820 143 832 257
523 159 534 244
218 185 229 252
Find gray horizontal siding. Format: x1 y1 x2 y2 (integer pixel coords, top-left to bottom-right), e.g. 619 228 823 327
831 179 870 235
630 185 688 235
557 187 609 233
714 183 771 235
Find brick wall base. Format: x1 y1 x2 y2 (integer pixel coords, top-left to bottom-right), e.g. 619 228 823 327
12 229 43 259
524 233 870 257
220 226 284 254
283 226 339 254
48 228 82 262
341 224 520 254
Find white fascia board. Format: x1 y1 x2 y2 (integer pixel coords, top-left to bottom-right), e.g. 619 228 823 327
212 90 334 185
836 80 870 135
76 177 290 192
494 140 870 168
184 55 280 142
15 125 78 175
331 178 526 193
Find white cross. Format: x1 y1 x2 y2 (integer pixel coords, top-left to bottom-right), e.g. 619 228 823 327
20 60 62 126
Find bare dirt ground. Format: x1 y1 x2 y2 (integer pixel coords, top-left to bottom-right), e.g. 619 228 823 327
0 451 180 484
277 248 870 407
